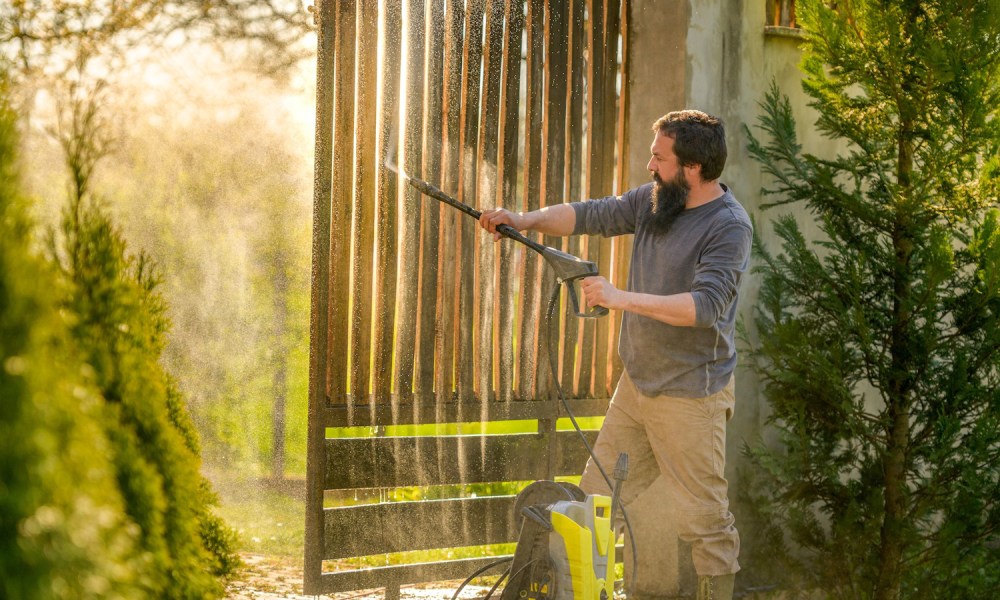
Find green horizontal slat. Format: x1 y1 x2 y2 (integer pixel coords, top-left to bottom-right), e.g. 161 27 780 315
323 496 517 559
321 397 612 427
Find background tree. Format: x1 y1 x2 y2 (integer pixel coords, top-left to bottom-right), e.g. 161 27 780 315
1 0 312 80
742 1 1000 599
90 54 313 478
5 0 315 479
1 71 144 600
53 171 240 598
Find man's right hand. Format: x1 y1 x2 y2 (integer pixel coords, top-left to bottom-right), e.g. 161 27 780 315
479 208 523 241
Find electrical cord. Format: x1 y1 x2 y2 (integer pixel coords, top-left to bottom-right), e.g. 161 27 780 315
485 558 545 600
545 284 639 597
450 557 513 600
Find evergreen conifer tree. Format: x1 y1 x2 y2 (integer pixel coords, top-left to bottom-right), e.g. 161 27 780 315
0 73 145 600
54 194 239 598
1 63 237 597
743 1 1000 599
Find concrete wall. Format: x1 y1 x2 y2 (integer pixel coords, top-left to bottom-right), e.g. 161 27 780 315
622 0 850 593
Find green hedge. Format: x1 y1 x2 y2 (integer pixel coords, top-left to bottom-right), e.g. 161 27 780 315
0 76 238 598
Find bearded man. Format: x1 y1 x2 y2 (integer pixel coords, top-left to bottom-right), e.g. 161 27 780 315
479 110 751 600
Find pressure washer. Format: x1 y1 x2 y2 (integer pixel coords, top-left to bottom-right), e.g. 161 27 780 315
385 147 637 600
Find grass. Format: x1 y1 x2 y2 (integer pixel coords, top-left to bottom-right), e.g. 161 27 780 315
213 479 306 562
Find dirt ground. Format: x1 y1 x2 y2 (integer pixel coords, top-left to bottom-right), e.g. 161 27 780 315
225 553 491 600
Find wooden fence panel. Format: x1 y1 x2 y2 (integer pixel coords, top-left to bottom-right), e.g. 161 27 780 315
324 430 598 489
307 0 630 594
304 0 336 588
611 0 631 387
536 0 569 400
393 0 427 401
324 496 516 558
561 0 585 396
496 0 524 403
475 0 505 401
435 0 465 401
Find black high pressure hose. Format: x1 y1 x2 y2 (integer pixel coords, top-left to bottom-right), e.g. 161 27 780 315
543 283 639 599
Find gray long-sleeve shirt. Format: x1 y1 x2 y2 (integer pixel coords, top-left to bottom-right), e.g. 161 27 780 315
571 182 752 398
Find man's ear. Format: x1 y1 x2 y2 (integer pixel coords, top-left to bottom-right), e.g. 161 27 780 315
683 162 702 182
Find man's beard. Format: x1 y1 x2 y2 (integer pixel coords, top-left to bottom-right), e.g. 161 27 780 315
648 171 689 234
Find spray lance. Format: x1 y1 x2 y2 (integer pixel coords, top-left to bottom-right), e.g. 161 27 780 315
385 147 608 319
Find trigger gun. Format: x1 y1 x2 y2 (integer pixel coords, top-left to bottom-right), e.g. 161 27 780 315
539 246 609 319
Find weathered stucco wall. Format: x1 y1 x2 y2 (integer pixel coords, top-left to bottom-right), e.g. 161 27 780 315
623 0 851 593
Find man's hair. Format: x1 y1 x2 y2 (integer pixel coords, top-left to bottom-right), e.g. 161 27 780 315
652 110 727 181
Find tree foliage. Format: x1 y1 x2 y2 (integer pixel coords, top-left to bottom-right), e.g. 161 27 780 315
1 0 312 78
0 74 143 599
743 1 1000 599
92 62 313 477
54 193 240 597
1 69 238 596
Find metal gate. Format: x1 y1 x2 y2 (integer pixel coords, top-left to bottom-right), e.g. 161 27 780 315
306 0 631 594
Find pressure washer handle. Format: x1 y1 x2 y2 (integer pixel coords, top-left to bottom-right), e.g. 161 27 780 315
541 246 609 319
563 276 610 319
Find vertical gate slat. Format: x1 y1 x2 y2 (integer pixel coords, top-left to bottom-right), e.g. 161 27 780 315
496 0 524 403
593 0 621 397
435 0 466 402
576 0 602 396
372 0 403 403
610 0 630 387
536 0 569 399
349 0 379 402
417 0 445 398
456 0 486 403
328 0 357 406
304 0 336 590
518 0 545 400
394 0 427 401
475 0 506 402
561 0 585 395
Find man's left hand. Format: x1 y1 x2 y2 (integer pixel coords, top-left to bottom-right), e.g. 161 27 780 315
581 276 623 311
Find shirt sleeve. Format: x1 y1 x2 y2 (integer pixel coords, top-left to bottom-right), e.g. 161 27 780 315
691 219 753 328
570 184 651 237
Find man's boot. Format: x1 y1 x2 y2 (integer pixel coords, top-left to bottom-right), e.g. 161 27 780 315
696 573 734 600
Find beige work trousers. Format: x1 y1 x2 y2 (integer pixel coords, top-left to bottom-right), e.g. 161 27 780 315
579 370 740 577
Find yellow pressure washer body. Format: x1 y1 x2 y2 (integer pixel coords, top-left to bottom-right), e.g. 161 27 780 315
501 481 618 600
549 495 616 600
